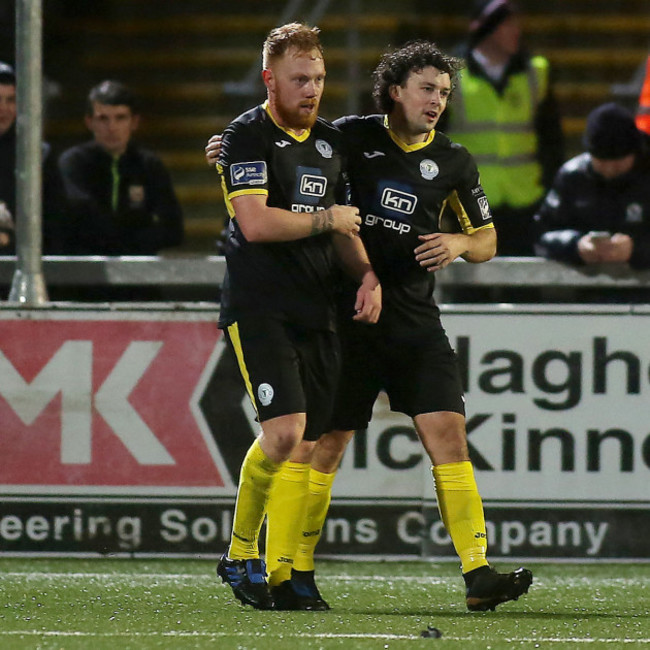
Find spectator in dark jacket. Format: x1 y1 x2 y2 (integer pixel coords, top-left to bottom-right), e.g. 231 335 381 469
58 80 183 255
0 61 66 254
534 102 650 270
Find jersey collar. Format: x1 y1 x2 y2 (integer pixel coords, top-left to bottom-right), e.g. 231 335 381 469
264 100 312 142
384 114 435 152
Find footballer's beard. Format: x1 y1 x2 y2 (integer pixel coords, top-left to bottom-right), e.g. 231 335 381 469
275 92 319 131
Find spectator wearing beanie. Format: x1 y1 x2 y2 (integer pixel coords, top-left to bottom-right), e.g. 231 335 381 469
534 102 650 269
438 0 564 256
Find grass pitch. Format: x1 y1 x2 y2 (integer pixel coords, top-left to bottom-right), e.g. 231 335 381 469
0 558 648 649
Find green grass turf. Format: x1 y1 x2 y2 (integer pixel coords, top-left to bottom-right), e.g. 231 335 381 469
0 558 648 649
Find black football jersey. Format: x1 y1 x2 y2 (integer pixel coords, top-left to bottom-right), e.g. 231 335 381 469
335 114 494 335
218 103 347 330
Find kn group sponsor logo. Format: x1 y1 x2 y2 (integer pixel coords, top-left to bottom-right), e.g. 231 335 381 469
365 213 411 235
380 187 417 215
300 174 327 198
295 165 328 205
0 317 243 493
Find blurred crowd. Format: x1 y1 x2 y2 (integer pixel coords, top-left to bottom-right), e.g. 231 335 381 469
2 0 650 271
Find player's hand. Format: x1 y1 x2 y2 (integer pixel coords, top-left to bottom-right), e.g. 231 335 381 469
205 134 222 166
328 205 361 238
353 273 381 323
414 233 467 272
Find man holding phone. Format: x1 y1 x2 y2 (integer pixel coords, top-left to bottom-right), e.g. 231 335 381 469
534 102 650 268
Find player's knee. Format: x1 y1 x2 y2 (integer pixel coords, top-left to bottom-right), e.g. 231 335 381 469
275 429 305 458
315 429 353 471
260 414 306 460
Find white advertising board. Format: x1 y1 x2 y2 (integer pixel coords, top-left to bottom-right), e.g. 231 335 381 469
1 306 648 559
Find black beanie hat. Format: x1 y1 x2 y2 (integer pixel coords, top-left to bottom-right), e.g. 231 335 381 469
583 102 642 160
0 62 16 85
469 0 517 46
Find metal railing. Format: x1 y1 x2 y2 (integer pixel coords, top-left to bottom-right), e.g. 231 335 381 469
2 256 650 302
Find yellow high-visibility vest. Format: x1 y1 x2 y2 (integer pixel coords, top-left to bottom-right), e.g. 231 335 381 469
449 56 549 209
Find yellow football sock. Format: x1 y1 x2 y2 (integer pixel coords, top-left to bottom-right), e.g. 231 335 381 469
265 461 311 586
293 468 336 572
228 438 283 561
432 461 489 574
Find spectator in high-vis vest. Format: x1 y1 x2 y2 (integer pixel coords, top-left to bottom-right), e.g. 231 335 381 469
440 0 564 256
636 55 650 136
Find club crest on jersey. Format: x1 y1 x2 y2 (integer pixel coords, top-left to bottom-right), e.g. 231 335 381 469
420 159 439 180
381 187 417 215
230 161 267 186
258 383 274 407
315 139 333 159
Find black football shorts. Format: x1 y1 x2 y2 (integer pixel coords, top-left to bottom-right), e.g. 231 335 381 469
225 315 340 441
330 320 465 431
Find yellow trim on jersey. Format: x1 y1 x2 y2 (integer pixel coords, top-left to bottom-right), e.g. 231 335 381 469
440 190 496 235
472 222 495 234
229 188 268 200
227 323 259 417
384 114 436 152
218 169 236 218
263 100 312 142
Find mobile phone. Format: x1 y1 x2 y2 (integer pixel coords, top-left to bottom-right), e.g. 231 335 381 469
588 231 610 241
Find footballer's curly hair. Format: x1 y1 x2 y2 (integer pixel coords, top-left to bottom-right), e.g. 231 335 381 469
262 22 324 70
372 41 464 114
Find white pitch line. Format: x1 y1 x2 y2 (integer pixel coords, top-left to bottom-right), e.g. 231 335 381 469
0 572 647 587
1 630 649 644
0 573 446 584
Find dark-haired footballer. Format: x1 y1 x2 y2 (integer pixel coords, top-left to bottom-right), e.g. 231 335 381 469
293 41 532 613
